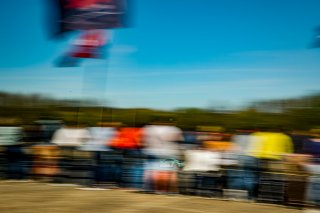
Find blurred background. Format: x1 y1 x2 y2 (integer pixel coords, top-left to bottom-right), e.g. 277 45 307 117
1 0 320 212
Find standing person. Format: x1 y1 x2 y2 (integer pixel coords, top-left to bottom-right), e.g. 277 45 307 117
51 124 92 185
227 130 261 200
1 126 27 180
80 122 117 152
107 124 144 189
79 122 119 187
289 132 310 154
302 135 320 211
142 120 183 194
246 130 293 202
51 124 91 147
181 140 223 197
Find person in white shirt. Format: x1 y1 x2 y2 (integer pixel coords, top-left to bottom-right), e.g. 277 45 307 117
51 125 92 184
51 126 91 147
142 123 183 193
143 124 183 159
180 143 223 196
183 149 222 172
80 127 116 151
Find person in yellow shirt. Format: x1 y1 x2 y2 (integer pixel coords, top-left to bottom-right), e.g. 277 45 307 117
237 129 293 200
248 132 293 160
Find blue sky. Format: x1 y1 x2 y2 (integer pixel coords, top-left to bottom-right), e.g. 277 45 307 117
1 0 320 110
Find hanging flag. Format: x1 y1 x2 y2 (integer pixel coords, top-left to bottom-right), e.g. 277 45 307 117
70 30 108 58
57 0 128 33
56 30 109 67
50 0 130 66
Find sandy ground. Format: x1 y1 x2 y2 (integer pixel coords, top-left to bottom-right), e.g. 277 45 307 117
0 181 303 213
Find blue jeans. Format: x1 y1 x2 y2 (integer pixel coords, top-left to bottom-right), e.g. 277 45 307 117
238 156 260 199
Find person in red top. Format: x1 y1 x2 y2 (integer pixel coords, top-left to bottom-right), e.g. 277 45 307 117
108 127 143 150
107 125 145 188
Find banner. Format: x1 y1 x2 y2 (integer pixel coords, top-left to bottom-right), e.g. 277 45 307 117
57 0 127 32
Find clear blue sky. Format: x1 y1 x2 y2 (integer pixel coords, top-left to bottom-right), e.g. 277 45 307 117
1 0 320 110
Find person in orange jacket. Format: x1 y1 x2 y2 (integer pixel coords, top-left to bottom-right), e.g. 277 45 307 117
108 127 143 150
107 125 145 188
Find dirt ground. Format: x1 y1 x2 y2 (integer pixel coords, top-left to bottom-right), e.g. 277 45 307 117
0 181 303 213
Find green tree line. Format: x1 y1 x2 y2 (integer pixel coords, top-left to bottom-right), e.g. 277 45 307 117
0 91 320 131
